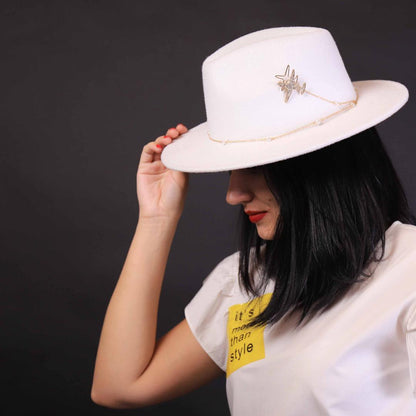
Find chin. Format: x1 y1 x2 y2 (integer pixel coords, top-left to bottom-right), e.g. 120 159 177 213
257 229 274 241
256 224 276 241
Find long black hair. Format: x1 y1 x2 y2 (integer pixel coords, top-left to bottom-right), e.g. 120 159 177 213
238 127 416 327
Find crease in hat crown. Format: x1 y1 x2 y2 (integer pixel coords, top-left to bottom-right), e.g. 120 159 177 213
201 26 356 143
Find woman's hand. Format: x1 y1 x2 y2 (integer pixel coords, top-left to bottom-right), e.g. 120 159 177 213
137 123 189 221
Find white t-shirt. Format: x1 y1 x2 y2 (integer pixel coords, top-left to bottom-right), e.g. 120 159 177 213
184 220 416 415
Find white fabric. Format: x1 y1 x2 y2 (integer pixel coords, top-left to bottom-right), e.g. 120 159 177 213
161 27 409 172
185 221 416 415
162 79 407 173
161 27 408 173
202 27 355 140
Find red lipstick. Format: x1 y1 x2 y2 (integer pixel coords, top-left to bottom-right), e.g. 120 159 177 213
245 211 267 223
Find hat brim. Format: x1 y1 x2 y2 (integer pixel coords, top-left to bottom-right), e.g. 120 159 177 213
161 80 408 173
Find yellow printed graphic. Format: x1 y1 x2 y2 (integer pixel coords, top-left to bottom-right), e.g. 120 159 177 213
226 293 272 377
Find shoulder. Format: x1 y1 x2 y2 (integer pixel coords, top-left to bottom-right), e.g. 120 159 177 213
388 219 416 237
385 222 416 334
201 251 240 295
203 251 239 281
374 221 416 286
385 221 416 258
214 251 240 271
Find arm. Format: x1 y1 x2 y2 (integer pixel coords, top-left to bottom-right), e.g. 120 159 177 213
91 124 223 408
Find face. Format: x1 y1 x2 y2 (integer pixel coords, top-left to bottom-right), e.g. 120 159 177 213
226 168 280 240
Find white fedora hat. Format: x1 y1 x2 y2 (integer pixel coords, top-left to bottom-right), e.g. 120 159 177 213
161 26 409 173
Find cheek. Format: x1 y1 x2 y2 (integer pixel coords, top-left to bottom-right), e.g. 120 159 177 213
265 194 279 211
270 200 280 221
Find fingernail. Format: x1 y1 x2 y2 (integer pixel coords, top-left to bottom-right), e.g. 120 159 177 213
156 144 162 148
163 135 170 138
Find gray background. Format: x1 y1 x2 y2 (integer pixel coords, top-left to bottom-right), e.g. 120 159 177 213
1 0 415 415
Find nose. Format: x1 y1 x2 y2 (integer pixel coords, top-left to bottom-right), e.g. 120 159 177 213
226 170 253 206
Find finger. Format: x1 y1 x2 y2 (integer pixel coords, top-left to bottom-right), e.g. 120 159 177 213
176 123 188 134
139 141 163 165
165 127 180 138
155 135 173 147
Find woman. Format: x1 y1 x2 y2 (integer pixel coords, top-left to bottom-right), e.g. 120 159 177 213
91 27 416 414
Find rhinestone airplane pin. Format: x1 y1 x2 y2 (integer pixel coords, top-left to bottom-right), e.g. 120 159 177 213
275 65 306 103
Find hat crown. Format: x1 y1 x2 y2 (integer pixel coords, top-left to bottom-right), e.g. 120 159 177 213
201 27 356 141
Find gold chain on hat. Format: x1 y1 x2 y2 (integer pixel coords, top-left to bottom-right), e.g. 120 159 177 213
208 65 358 145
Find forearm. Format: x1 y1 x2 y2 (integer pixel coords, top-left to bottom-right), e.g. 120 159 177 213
92 217 178 396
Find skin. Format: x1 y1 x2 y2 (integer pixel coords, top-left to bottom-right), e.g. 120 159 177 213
226 168 280 240
91 123 278 409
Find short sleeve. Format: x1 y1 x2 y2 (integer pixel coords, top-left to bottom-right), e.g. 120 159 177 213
406 300 416 397
184 252 239 372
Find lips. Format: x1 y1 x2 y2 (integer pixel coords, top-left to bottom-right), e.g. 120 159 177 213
245 210 267 223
